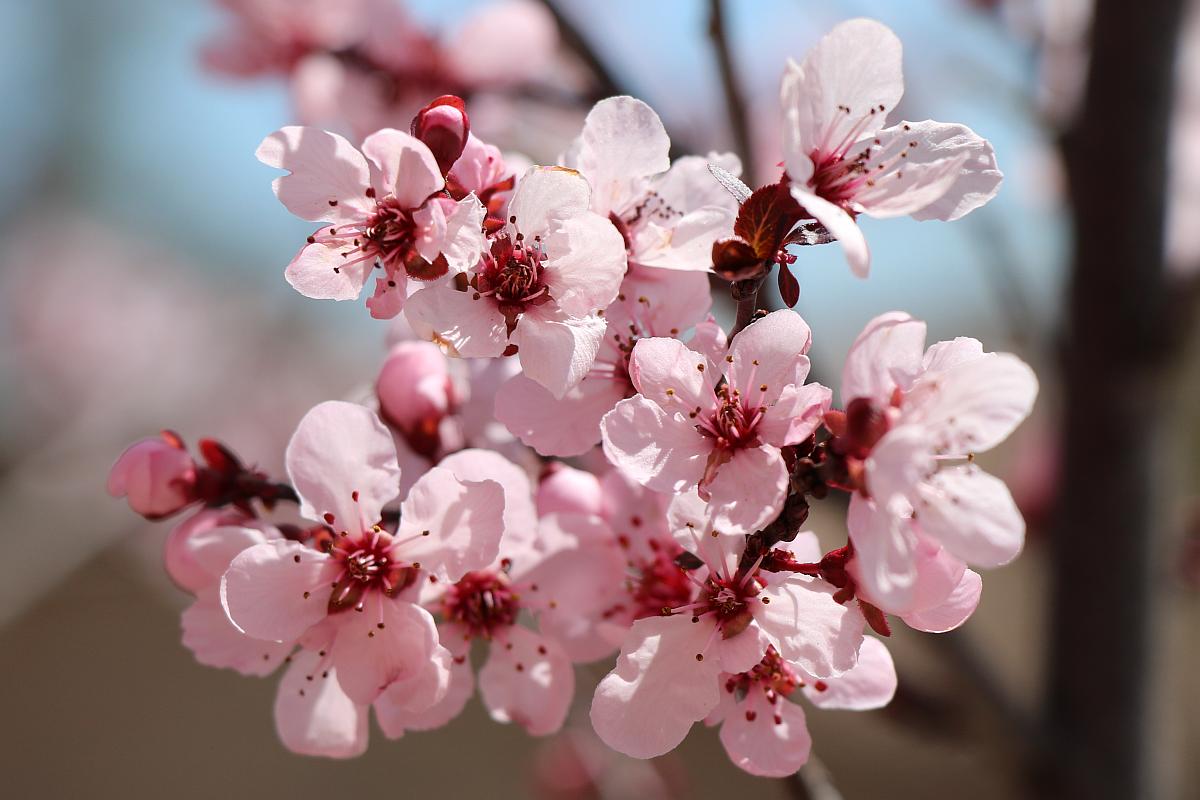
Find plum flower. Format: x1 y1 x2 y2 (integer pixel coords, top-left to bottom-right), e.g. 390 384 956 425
590 493 864 760
708 637 896 777
415 450 626 736
834 312 1037 611
257 125 485 317
495 267 722 457
404 166 627 398
220 401 505 711
781 18 1003 276
563 96 741 273
601 309 831 533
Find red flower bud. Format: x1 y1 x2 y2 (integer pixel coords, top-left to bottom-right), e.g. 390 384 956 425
410 95 470 176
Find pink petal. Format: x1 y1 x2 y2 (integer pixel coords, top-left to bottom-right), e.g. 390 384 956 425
177 523 277 588
726 309 813 403
369 643 452 716
865 423 936 503
479 626 575 736
715 625 772 674
256 126 373 224
633 205 737 272
781 19 904 180
902 121 1003 222
913 465 1025 568
274 649 368 759
107 436 196 519
600 396 710 493
331 595 440 705
221 540 338 643
396 466 506 582
536 464 604 517
541 212 627 318
437 194 488 273
628 337 716 413
285 401 402 530
791 186 871 277
718 692 811 777
181 587 293 676
360 128 443 209
403 285 509 359
513 306 607 399
575 96 671 216
284 238 373 301
436 448 538 552
590 614 723 758
801 636 896 710
902 568 982 633
522 513 627 662
854 124 972 219
922 336 984 374
376 341 452 432
846 494 919 611
611 267 713 334
495 371 629 458
366 276 406 319
841 311 926 406
508 166 592 237
758 383 832 447
375 653 474 737
904 352 1038 455
756 576 864 678
704 445 789 535
164 510 259 593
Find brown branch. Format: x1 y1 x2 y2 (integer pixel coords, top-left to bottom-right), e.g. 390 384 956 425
706 0 756 181
1041 0 1188 797
729 272 768 340
783 753 843 800
532 0 624 103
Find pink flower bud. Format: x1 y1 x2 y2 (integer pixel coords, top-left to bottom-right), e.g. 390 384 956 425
536 463 604 517
410 95 470 176
376 341 456 457
107 432 197 519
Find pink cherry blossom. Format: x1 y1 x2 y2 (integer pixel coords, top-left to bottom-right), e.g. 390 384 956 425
781 18 1003 276
601 309 831 533
590 493 864 760
107 431 197 519
404 166 627 398
376 340 458 459
220 401 505 709
257 125 485 317
835 312 1037 610
423 449 625 735
562 96 741 273
708 636 896 777
495 267 721 456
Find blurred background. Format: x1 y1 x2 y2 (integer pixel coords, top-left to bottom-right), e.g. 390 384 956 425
0 0 1196 797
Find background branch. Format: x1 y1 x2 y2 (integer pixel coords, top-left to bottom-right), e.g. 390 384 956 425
706 0 756 181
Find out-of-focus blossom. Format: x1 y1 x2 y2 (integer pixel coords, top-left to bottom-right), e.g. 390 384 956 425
257 124 485 317
601 310 831 533
405 166 626 398
780 18 1002 276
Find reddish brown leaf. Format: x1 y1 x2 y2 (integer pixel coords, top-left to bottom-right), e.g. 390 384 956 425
777 263 800 307
711 236 763 281
734 182 804 260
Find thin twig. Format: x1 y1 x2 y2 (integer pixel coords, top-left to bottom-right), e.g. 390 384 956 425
783 753 843 800
706 0 756 180
729 273 767 340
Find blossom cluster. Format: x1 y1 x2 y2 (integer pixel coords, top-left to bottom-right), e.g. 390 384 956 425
110 18 1035 778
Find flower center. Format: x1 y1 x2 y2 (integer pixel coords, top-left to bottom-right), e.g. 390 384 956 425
472 231 550 311
326 528 414 613
725 646 802 723
627 550 694 620
698 386 763 451
307 194 419 278
805 119 920 211
443 569 521 639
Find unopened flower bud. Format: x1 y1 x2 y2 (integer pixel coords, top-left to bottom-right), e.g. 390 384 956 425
411 95 470 176
107 432 197 519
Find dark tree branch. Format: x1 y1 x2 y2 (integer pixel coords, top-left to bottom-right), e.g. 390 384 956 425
532 0 624 103
706 0 756 181
729 272 768 340
1042 0 1187 797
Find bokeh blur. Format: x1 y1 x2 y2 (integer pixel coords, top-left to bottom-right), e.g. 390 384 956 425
0 0 1196 797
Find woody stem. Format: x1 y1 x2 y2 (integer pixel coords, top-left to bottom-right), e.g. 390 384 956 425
729 269 769 340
